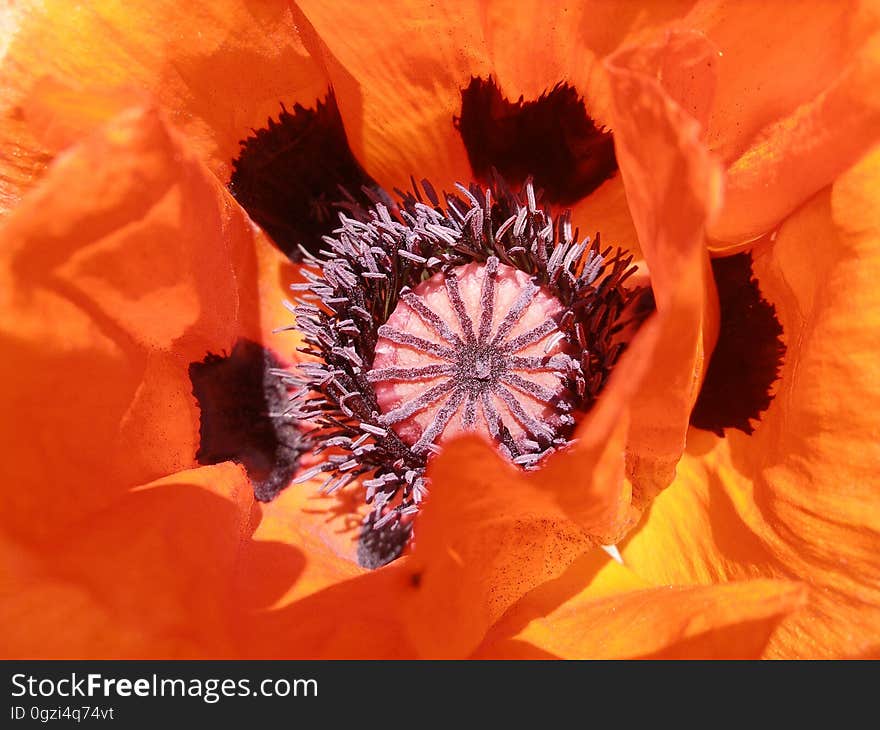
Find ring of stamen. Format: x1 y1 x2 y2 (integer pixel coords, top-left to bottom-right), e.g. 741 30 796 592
284 178 648 566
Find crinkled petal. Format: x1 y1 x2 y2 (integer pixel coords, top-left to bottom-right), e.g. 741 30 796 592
236 564 416 659
483 576 806 659
624 147 880 658
1 463 261 658
0 0 326 211
293 0 489 194
398 437 606 659
622 430 780 586
710 31 880 245
239 476 368 606
0 105 290 540
605 33 722 503
477 0 697 126
472 547 648 658
3 461 392 659
689 0 878 163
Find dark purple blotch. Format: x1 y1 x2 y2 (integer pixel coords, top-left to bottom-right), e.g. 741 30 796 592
230 89 382 261
455 76 617 206
691 253 786 436
190 338 306 501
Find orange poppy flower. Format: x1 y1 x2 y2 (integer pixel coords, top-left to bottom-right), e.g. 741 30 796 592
1 1 878 660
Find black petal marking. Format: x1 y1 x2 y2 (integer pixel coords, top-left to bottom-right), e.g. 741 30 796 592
455 76 617 205
229 90 383 261
189 338 306 501
691 253 786 436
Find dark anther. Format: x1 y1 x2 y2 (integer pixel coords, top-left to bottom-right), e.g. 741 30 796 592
189 338 307 501
455 76 617 206
691 253 786 435
229 89 381 261
357 513 413 569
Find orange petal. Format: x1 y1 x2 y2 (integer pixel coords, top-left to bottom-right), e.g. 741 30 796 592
0 105 289 540
233 478 418 659
624 146 880 658
605 33 722 502
622 429 780 587
472 546 648 658
3 459 403 659
486 576 806 659
399 437 594 659
570 175 644 260
294 0 490 194
236 565 416 659
709 31 880 245
2 463 262 658
477 0 699 129
239 476 368 608
571 31 720 276
688 0 877 164
0 0 327 210
609 30 720 132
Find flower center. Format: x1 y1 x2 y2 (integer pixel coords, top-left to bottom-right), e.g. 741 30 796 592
286 177 649 567
368 257 575 461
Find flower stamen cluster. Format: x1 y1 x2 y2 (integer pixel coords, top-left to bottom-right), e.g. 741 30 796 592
284 179 644 553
